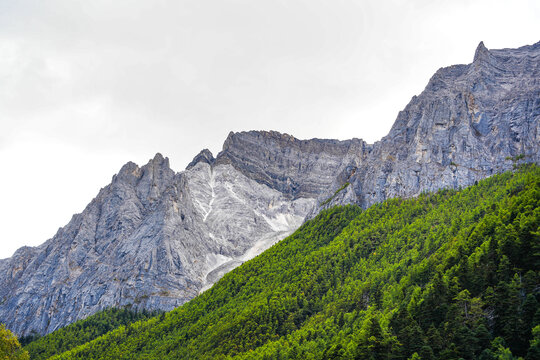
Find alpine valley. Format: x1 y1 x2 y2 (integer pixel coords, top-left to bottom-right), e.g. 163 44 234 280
0 41 539 359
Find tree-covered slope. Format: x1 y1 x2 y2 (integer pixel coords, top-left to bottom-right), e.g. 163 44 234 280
0 324 29 360
45 165 539 359
22 308 161 360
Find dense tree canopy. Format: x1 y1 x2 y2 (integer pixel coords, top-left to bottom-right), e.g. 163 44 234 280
23 165 540 359
0 324 29 360
23 308 161 360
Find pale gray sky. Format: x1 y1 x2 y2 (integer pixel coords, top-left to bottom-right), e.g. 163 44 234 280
0 0 538 258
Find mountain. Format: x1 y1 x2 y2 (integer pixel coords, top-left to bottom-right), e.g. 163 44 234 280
0 136 357 336
313 41 540 212
27 165 540 359
1 41 539 336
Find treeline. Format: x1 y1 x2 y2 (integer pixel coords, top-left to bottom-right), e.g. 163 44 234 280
23 307 162 360
35 165 540 359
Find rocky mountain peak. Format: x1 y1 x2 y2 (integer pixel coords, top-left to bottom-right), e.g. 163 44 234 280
219 131 303 155
114 161 141 185
186 149 215 170
473 41 489 61
136 153 175 203
472 41 501 71
215 130 368 198
114 154 171 184
147 152 169 168
315 40 540 212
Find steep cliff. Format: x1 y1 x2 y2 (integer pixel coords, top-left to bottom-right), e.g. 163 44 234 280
215 130 370 198
313 41 540 212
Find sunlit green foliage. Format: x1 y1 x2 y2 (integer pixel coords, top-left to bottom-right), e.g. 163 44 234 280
0 323 29 360
39 165 540 359
321 182 350 206
23 308 161 360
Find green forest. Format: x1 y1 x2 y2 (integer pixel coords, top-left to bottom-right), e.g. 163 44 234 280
21 308 161 360
7 165 540 359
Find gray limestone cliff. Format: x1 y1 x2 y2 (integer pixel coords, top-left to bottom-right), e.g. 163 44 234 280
0 41 538 336
311 41 540 213
215 130 370 198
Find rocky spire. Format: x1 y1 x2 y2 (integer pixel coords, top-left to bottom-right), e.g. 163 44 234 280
186 149 215 170
473 41 489 62
472 41 499 69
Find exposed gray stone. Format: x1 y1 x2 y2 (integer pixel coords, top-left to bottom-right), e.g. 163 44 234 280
186 149 215 170
312 40 540 213
215 130 369 198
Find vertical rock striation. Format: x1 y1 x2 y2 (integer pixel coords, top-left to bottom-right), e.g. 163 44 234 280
215 130 369 198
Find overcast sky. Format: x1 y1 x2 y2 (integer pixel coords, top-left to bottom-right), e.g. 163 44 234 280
0 0 538 259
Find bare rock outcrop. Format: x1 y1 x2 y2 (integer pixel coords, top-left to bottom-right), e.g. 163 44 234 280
312 41 540 212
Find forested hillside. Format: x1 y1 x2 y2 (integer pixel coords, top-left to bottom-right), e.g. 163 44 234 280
0 324 28 359
22 308 161 360
32 165 539 359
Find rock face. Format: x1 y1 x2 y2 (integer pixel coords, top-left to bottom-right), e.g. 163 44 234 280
215 130 370 198
0 41 538 336
312 41 540 213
